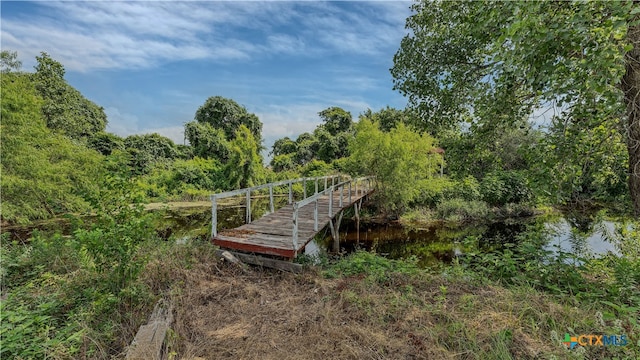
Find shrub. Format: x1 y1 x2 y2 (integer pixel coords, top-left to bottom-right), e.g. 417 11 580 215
436 198 489 222
480 171 532 206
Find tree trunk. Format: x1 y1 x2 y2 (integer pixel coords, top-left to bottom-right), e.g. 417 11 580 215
623 17 640 217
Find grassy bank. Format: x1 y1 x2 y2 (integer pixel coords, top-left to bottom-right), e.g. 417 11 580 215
166 247 637 359
2 224 638 359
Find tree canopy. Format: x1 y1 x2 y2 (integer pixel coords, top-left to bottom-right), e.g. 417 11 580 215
192 96 262 144
392 0 640 214
33 52 107 140
1 71 102 223
318 106 353 135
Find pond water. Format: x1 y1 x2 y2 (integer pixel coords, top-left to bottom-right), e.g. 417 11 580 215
3 200 627 269
154 202 625 267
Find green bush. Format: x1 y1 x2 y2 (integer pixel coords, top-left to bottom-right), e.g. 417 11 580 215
323 251 420 283
413 177 457 207
480 171 532 206
435 198 489 222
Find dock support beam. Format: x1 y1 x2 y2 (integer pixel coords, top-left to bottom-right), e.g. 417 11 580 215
330 212 344 253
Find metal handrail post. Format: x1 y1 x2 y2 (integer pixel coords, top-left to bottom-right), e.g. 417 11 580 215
303 178 307 198
348 181 352 203
314 199 319 231
292 205 299 250
329 186 333 216
246 189 251 223
269 184 274 213
324 177 328 191
315 178 318 194
339 184 343 207
288 181 293 204
211 195 217 237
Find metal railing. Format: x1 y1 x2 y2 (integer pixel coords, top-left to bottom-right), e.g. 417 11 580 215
291 176 374 250
210 175 344 237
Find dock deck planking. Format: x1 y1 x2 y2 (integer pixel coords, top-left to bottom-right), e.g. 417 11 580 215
212 190 371 259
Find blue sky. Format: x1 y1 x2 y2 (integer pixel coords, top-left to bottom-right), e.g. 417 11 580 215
1 1 412 154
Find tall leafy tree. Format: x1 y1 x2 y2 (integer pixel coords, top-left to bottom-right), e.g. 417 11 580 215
0 50 21 73
360 106 414 132
1 72 102 223
191 96 262 143
123 133 179 174
318 106 353 135
32 52 107 140
184 121 230 161
392 0 640 214
225 125 264 189
349 119 440 216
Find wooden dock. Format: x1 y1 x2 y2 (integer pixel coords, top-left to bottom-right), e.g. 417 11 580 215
211 176 374 259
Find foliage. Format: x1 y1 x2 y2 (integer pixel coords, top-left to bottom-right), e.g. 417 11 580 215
318 106 353 136
123 133 179 175
411 177 458 208
184 120 230 161
270 107 354 169
0 176 158 359
359 106 415 132
435 198 489 222
441 121 539 180
480 171 533 207
271 136 298 157
392 0 639 212
1 72 103 223
0 49 22 73
137 157 223 200
323 251 420 283
224 125 264 189
192 95 262 144
271 153 297 172
460 218 640 332
33 52 107 140
300 159 333 177
348 119 442 216
88 131 124 156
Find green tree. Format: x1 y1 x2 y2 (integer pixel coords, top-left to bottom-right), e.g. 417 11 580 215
392 0 640 214
271 137 298 157
271 154 297 172
88 131 124 156
224 125 264 189
1 72 102 223
360 106 414 132
191 96 262 143
0 50 21 73
184 121 230 161
32 52 107 140
318 106 353 136
123 133 179 174
349 119 441 217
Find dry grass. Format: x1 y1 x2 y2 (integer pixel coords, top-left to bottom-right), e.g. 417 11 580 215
139 243 601 360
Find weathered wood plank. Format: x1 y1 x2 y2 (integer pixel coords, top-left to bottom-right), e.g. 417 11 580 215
212 180 374 259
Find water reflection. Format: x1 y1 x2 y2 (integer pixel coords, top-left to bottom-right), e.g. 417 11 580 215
335 214 623 267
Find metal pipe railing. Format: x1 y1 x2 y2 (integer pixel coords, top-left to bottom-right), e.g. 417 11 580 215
211 175 341 237
291 176 374 250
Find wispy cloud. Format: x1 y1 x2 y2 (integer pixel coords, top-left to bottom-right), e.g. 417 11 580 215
2 1 410 72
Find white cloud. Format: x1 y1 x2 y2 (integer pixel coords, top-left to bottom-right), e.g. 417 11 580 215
105 107 140 137
2 1 411 72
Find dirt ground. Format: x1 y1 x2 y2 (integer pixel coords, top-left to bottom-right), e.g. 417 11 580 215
142 249 570 360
